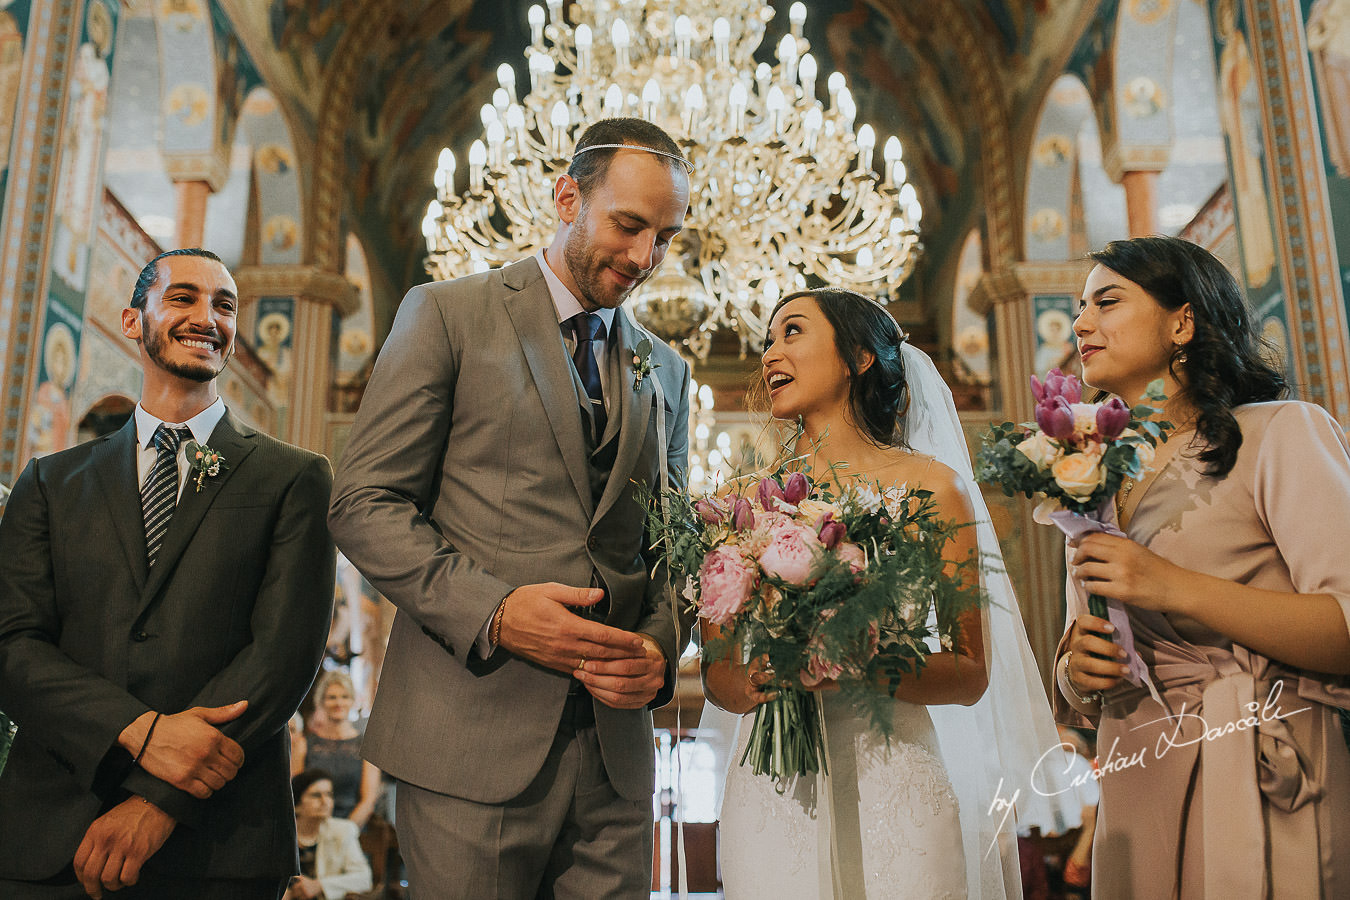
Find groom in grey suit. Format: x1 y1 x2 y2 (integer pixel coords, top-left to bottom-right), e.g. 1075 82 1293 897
329 118 693 897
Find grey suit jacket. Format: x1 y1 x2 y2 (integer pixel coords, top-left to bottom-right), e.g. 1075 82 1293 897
329 257 692 803
0 413 335 880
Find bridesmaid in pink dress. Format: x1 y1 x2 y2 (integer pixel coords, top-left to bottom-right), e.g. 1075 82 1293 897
1054 236 1350 899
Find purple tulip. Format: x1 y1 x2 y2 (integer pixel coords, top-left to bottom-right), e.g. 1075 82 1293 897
1030 372 1048 404
783 472 811 504
1033 368 1083 405
1035 397 1076 440
757 477 785 510
817 517 846 550
694 497 728 525
1096 397 1131 440
732 497 756 531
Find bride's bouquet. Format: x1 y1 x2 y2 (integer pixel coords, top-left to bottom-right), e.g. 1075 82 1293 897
644 460 985 782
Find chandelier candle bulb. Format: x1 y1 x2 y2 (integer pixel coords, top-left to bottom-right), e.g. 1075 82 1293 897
545 0 561 25
683 84 705 134
729 81 748 133
675 15 692 60
529 52 552 92
604 82 623 115
528 4 545 45
799 53 818 100
497 63 517 104
642 78 661 121
713 17 731 65
549 101 570 156
789 1 807 37
856 124 875 174
827 71 845 104
611 18 630 69
803 106 823 154
486 120 506 168
506 105 526 146
766 85 787 136
575 24 592 74
468 140 486 193
778 34 798 85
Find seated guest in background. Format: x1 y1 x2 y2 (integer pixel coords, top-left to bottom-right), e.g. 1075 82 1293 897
301 669 383 827
284 769 373 900
0 248 336 898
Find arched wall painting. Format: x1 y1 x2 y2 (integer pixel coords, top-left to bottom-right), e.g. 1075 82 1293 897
26 0 120 462
1303 0 1350 317
0 1 31 217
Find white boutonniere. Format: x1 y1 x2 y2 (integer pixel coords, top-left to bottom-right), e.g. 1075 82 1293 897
631 337 661 391
183 440 225 492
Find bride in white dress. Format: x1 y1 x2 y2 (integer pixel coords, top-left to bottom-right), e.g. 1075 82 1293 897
701 289 1072 900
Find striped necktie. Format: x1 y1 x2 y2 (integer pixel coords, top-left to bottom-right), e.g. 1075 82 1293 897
141 424 188 568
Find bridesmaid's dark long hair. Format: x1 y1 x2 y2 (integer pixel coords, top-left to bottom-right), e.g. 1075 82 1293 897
759 288 910 447
1088 236 1287 478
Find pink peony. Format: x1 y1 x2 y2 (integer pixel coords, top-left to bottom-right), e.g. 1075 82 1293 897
697 545 757 625
758 519 821 585
836 541 866 573
800 650 845 689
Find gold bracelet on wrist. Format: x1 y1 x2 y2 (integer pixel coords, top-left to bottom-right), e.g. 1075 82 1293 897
489 597 508 646
1062 651 1103 707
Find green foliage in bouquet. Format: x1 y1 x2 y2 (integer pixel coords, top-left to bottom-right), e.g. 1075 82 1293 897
639 446 987 782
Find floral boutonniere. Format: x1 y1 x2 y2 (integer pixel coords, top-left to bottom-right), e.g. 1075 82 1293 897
631 337 661 391
183 440 225 492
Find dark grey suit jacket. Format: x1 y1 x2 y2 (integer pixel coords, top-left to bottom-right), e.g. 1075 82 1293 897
0 412 335 881
329 257 693 804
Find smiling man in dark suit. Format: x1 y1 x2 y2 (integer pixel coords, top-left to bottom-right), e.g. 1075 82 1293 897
0 248 335 899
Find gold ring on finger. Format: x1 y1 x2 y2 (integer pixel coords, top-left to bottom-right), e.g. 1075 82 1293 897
578 656 587 672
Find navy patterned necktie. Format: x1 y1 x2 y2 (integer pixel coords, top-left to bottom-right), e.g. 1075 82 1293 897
141 424 188 568
570 313 607 441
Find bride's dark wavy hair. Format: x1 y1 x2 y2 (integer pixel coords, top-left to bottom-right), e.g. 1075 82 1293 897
759 288 910 447
1088 236 1287 477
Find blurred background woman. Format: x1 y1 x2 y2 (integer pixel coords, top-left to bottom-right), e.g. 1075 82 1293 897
299 670 383 827
1057 236 1350 899
283 769 372 900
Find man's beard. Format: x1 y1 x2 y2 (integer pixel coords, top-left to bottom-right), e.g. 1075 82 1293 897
142 320 229 383
563 217 647 309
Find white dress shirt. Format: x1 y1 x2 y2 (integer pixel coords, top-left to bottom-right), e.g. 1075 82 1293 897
133 397 227 499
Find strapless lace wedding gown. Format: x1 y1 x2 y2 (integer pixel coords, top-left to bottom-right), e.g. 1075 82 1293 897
718 693 967 900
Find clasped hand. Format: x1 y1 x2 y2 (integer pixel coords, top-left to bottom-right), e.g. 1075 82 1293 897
498 582 666 708
120 701 248 799
73 796 175 898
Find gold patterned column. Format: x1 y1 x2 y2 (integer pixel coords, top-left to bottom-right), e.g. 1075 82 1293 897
1243 0 1350 423
970 261 1093 687
0 0 87 481
232 265 358 455
173 179 212 249
1120 170 1161 238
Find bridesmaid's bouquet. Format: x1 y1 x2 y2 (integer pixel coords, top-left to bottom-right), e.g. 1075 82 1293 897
643 461 984 782
974 369 1170 679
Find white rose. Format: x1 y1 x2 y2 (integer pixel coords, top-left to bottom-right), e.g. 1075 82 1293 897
1070 402 1100 440
1132 439 1156 471
1016 431 1063 469
852 485 884 514
1051 451 1106 501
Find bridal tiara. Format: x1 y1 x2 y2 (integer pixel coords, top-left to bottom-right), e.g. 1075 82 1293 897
571 143 695 173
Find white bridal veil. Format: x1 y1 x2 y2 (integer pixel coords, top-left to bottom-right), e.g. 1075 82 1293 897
697 343 1077 900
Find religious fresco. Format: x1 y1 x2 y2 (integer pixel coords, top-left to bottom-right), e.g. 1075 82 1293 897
338 233 375 387
1303 0 1350 315
255 296 295 403
1066 0 1122 159
1024 74 1094 261
950 229 992 387
0 0 30 217
27 0 120 461
1032 294 1078 376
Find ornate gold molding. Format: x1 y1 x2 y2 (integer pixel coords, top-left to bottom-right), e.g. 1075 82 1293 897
232 264 359 316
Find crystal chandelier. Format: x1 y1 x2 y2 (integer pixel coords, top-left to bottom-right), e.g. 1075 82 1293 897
422 0 923 359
